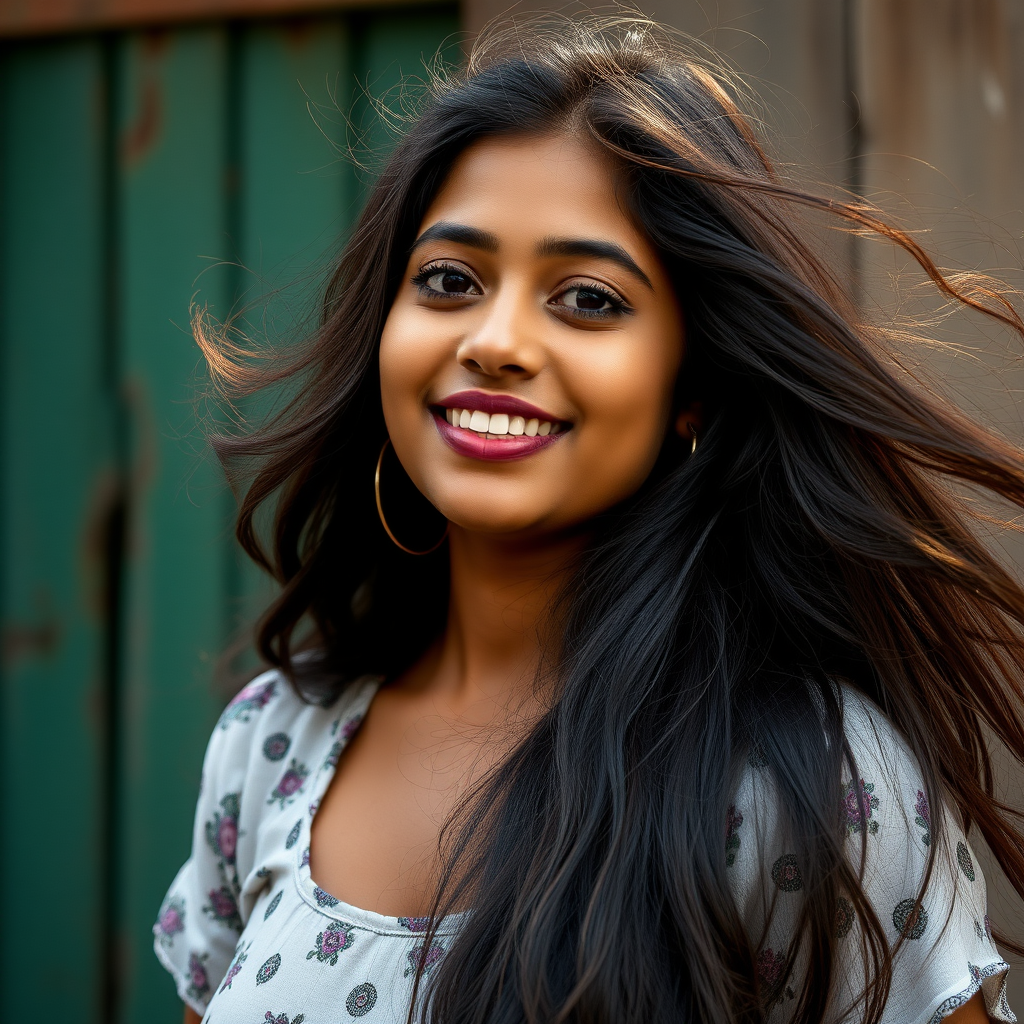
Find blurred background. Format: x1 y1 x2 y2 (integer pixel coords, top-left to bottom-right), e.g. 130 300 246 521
1 0 1022 1020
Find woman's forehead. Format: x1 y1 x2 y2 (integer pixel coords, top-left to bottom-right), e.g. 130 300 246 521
416 133 663 272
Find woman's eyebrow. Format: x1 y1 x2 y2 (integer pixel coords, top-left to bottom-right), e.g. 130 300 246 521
537 236 653 289
411 221 499 253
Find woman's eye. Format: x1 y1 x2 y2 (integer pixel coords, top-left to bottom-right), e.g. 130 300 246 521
554 284 629 318
563 287 614 311
413 265 480 297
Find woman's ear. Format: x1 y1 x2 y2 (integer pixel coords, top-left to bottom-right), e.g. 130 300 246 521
674 401 703 441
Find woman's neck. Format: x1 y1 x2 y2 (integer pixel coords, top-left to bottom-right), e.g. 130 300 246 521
420 526 586 713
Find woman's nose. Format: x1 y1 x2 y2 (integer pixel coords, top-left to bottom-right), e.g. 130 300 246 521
456 285 544 379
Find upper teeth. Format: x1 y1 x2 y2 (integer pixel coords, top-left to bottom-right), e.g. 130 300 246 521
445 408 558 437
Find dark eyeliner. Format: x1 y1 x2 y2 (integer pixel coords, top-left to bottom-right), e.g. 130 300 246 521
555 281 633 320
410 261 478 299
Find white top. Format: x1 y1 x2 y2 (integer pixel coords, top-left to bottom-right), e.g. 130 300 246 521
154 671 1016 1024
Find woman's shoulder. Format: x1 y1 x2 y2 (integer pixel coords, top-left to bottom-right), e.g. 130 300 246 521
729 686 939 859
200 667 379 799
729 685 1014 1024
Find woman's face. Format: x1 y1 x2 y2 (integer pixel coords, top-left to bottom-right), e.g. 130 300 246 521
379 133 688 539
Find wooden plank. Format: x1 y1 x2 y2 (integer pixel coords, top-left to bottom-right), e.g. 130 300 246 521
227 17 353 652
854 3 1024 1006
462 0 853 193
0 38 111 1022
353 6 460 201
854 0 1024 485
113 26 232 1023
0 0 444 40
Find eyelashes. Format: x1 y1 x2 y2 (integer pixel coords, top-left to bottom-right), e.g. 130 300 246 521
410 261 634 320
411 262 479 299
555 279 633 319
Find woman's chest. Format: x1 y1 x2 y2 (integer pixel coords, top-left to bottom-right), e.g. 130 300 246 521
308 691 515 917
201 878 452 1024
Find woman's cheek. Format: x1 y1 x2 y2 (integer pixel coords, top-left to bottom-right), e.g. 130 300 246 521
379 310 435 432
570 365 676 489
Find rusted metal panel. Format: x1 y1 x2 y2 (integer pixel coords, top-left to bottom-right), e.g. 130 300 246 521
0 0 443 40
112 26 233 1022
0 37 113 1021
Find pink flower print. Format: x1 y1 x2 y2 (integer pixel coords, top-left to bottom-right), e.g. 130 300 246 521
203 886 242 932
156 896 185 946
306 921 355 965
404 941 445 976
756 947 794 1007
843 778 879 835
186 951 210 1002
984 914 993 938
757 947 784 987
218 818 238 860
268 759 309 808
218 942 249 993
725 805 743 867
398 916 431 932
220 680 277 728
341 714 363 741
914 789 931 846
324 742 344 771
205 793 242 866
264 1014 305 1024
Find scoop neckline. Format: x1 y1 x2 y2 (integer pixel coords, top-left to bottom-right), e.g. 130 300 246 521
291 675 466 937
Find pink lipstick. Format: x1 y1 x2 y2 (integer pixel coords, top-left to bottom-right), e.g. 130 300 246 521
432 390 570 462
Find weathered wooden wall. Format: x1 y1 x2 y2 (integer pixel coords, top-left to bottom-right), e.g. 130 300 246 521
854 5 1024 1004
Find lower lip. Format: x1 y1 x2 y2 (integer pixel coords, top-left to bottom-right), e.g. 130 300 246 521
432 411 566 461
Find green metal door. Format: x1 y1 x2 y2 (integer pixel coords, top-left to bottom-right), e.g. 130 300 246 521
0 9 458 1021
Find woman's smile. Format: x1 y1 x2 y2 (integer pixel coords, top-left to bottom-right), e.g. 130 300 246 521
379 132 690 537
432 389 570 461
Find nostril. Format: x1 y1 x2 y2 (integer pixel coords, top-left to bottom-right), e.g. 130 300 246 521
500 364 527 374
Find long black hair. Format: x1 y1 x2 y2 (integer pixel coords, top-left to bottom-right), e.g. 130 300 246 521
199 14 1024 1023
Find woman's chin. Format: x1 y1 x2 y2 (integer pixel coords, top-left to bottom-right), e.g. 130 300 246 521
437 501 574 541
445 514 552 539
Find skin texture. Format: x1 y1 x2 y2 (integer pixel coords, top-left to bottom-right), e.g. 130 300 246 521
180 134 991 1022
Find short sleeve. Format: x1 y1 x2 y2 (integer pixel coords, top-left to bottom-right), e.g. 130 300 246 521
728 690 1016 1024
152 671 280 1015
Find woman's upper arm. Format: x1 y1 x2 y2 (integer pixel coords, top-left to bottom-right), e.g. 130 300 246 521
183 1006 202 1024
945 992 992 1023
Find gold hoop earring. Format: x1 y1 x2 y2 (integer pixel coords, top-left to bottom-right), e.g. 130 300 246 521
374 439 449 556
689 426 698 456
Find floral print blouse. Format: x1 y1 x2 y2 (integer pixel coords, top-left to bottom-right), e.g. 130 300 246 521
155 672 1015 1024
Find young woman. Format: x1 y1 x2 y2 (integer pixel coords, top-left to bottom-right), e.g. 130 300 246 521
154 14 1024 1024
